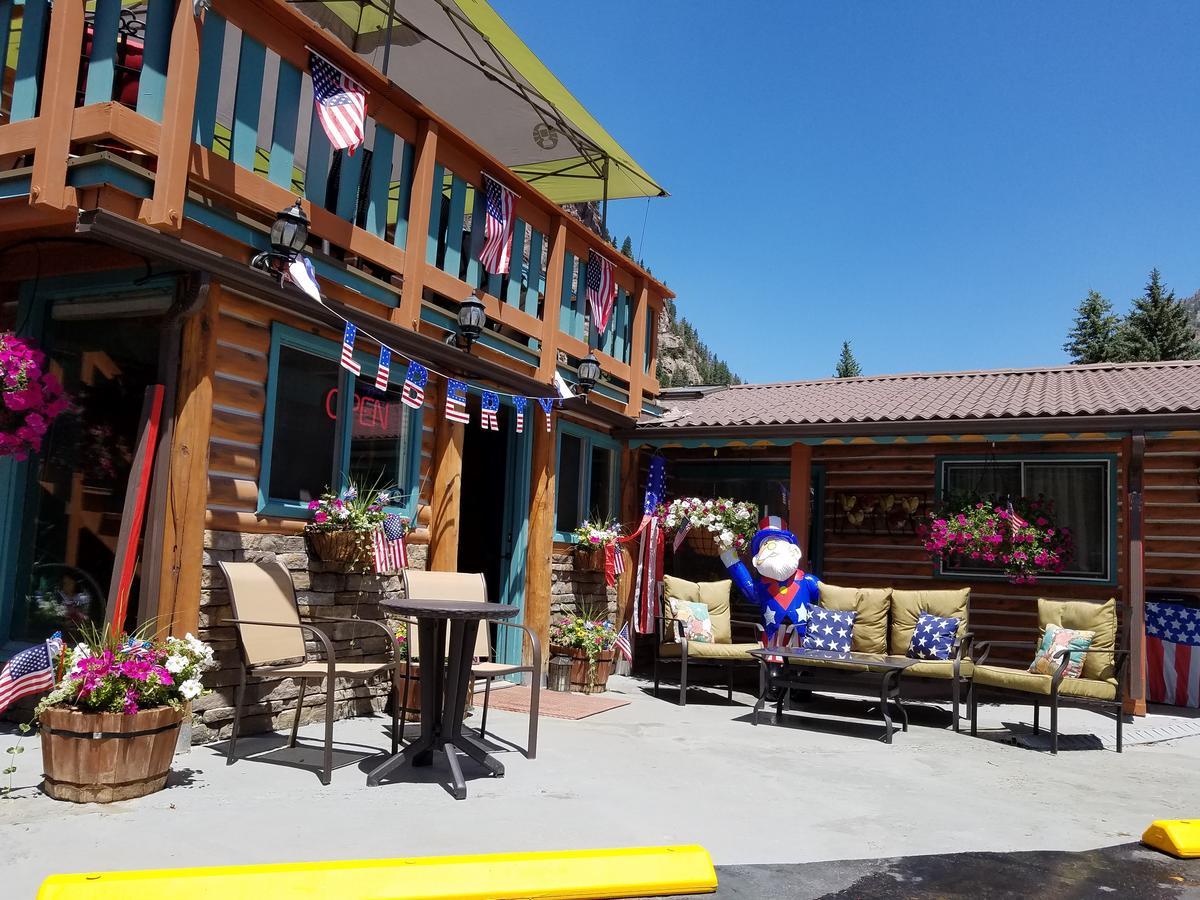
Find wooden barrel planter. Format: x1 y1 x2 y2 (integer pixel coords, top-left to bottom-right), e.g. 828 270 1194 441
550 646 615 694
390 665 470 721
39 706 183 803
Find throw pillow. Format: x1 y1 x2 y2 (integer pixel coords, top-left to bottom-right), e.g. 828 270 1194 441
802 606 857 654
1029 623 1096 678
671 599 714 644
907 612 960 661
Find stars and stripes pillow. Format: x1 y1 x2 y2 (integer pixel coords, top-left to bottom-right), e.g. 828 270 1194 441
907 612 960 661
802 607 857 654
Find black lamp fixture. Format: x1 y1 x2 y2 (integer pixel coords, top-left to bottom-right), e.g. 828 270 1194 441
456 290 487 351
252 199 309 277
575 352 601 398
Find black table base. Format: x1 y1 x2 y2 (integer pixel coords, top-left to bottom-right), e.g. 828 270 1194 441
366 616 505 798
753 662 910 744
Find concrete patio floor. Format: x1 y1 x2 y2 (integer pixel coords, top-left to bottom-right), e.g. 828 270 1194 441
4 675 1200 897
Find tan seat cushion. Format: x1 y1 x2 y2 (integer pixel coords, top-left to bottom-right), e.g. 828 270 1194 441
255 661 391 679
901 658 974 680
890 588 970 657
817 582 892 654
658 641 758 660
973 664 1118 702
1038 597 1117 682
473 661 526 676
663 574 733 644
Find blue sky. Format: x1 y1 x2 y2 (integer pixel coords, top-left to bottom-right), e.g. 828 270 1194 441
492 1 1200 384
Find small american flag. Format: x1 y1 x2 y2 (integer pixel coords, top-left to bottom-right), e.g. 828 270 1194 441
372 516 409 573
0 635 62 714
537 397 555 433
513 396 526 433
613 544 626 577
479 174 517 275
615 622 633 663
445 379 470 424
340 322 361 375
309 52 365 154
480 390 500 431
374 346 392 391
586 249 617 335
1147 602 1200 708
401 360 427 410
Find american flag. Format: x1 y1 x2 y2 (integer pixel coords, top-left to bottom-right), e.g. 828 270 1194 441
604 542 627 588
632 456 667 634
1147 601 1200 708
480 390 500 431
374 346 392 391
615 621 633 663
0 635 63 714
401 360 427 410
445 379 470 424
612 544 626 577
309 52 365 154
479 174 517 275
339 322 361 375
513 396 526 433
537 397 555 433
586 249 617 335
372 516 409 573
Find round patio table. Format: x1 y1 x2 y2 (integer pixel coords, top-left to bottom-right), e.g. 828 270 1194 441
366 598 518 798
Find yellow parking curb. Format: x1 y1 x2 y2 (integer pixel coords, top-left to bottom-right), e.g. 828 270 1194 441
1142 820 1200 858
37 845 718 900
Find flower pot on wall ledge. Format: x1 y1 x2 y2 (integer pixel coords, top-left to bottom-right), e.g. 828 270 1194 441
549 646 615 694
574 545 606 572
306 530 371 566
40 706 184 803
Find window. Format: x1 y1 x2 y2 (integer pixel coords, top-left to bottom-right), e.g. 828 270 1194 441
554 423 619 540
260 325 422 518
938 457 1113 581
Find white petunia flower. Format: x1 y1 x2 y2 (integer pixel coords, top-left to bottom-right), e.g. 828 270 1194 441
165 654 188 674
180 679 203 700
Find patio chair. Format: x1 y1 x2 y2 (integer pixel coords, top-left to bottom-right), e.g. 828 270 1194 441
402 570 541 759
653 575 764 706
969 597 1128 754
220 561 400 785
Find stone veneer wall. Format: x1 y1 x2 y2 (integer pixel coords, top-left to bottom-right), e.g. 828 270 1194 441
193 530 427 745
550 547 618 623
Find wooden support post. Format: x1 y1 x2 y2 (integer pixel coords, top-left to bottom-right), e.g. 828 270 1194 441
536 215 567 382
142 0 203 231
28 0 85 211
156 289 217 637
789 443 813 563
1125 430 1147 716
523 417 556 670
428 377 463 571
395 119 438 331
624 278 649 417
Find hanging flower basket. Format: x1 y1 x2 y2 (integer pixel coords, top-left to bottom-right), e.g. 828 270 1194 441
0 332 70 460
306 530 371 565
663 497 759 557
572 519 621 571
574 546 605 571
304 482 397 567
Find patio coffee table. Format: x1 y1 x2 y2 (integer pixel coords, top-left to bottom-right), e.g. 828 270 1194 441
366 597 518 798
749 647 917 744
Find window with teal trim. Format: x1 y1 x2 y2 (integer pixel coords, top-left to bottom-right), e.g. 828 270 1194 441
554 424 619 540
261 325 422 518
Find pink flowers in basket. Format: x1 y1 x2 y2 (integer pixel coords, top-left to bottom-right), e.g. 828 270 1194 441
1 333 70 460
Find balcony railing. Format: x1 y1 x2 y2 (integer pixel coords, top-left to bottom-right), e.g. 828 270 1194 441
0 0 669 417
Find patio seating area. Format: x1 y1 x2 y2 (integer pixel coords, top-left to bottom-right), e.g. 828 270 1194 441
5 676 1200 896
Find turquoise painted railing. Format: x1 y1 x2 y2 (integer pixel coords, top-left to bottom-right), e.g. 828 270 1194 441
4 0 51 123
426 168 547 320
556 254 632 365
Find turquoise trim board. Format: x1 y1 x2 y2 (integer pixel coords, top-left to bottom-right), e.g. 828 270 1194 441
420 305 540 367
10 0 49 123
84 0 123 106
628 432 1130 449
258 324 423 520
136 0 173 122
554 421 621 543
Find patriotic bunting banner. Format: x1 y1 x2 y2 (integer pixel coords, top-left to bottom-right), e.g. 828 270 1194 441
479 174 517 276
401 360 428 410
586 248 617 335
538 397 555 432
340 322 362 375
513 396 527 433
374 346 391 391
287 256 322 303
480 390 500 431
445 379 470 424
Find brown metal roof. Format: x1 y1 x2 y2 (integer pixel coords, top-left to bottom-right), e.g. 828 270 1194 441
639 361 1200 432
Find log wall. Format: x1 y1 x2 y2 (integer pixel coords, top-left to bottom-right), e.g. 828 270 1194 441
1144 434 1200 598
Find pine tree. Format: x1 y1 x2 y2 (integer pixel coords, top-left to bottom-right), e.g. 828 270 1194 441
1119 269 1200 362
1063 290 1121 363
834 341 863 378
620 235 634 258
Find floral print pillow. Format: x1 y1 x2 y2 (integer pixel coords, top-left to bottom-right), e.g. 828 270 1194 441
1030 624 1095 678
671 600 714 643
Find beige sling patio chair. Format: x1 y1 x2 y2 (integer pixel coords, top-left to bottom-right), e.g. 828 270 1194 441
402 570 541 759
220 561 400 785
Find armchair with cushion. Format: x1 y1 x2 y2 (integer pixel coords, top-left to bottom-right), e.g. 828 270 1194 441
653 575 764 705
969 597 1128 753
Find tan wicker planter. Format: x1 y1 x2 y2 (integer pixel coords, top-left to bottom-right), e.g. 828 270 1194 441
306 529 371 565
40 706 183 803
550 646 615 694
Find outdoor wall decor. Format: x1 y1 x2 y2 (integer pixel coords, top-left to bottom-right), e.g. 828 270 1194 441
830 493 926 535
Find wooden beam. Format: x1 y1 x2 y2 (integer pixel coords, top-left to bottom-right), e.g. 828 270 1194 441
396 119 438 331
142 1 202 231
537 215 567 382
625 278 649 416
523 417 555 671
428 376 463 571
71 102 160 155
1125 430 1148 716
789 443 813 564
0 120 39 157
29 0 85 210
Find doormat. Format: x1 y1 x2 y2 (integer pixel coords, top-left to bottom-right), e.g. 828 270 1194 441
1012 718 1200 752
473 685 629 720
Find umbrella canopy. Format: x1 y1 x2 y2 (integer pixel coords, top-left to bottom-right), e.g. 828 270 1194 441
294 0 667 204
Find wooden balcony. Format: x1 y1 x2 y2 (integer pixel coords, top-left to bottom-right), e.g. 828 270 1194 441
0 0 669 419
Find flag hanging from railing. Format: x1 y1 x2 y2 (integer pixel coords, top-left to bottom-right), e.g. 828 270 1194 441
586 249 617 335
479 174 517 275
310 52 365 154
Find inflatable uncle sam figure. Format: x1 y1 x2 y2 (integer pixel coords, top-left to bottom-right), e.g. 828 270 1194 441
719 515 818 646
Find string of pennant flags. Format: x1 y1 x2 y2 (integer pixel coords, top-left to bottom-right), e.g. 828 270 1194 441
288 256 571 435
